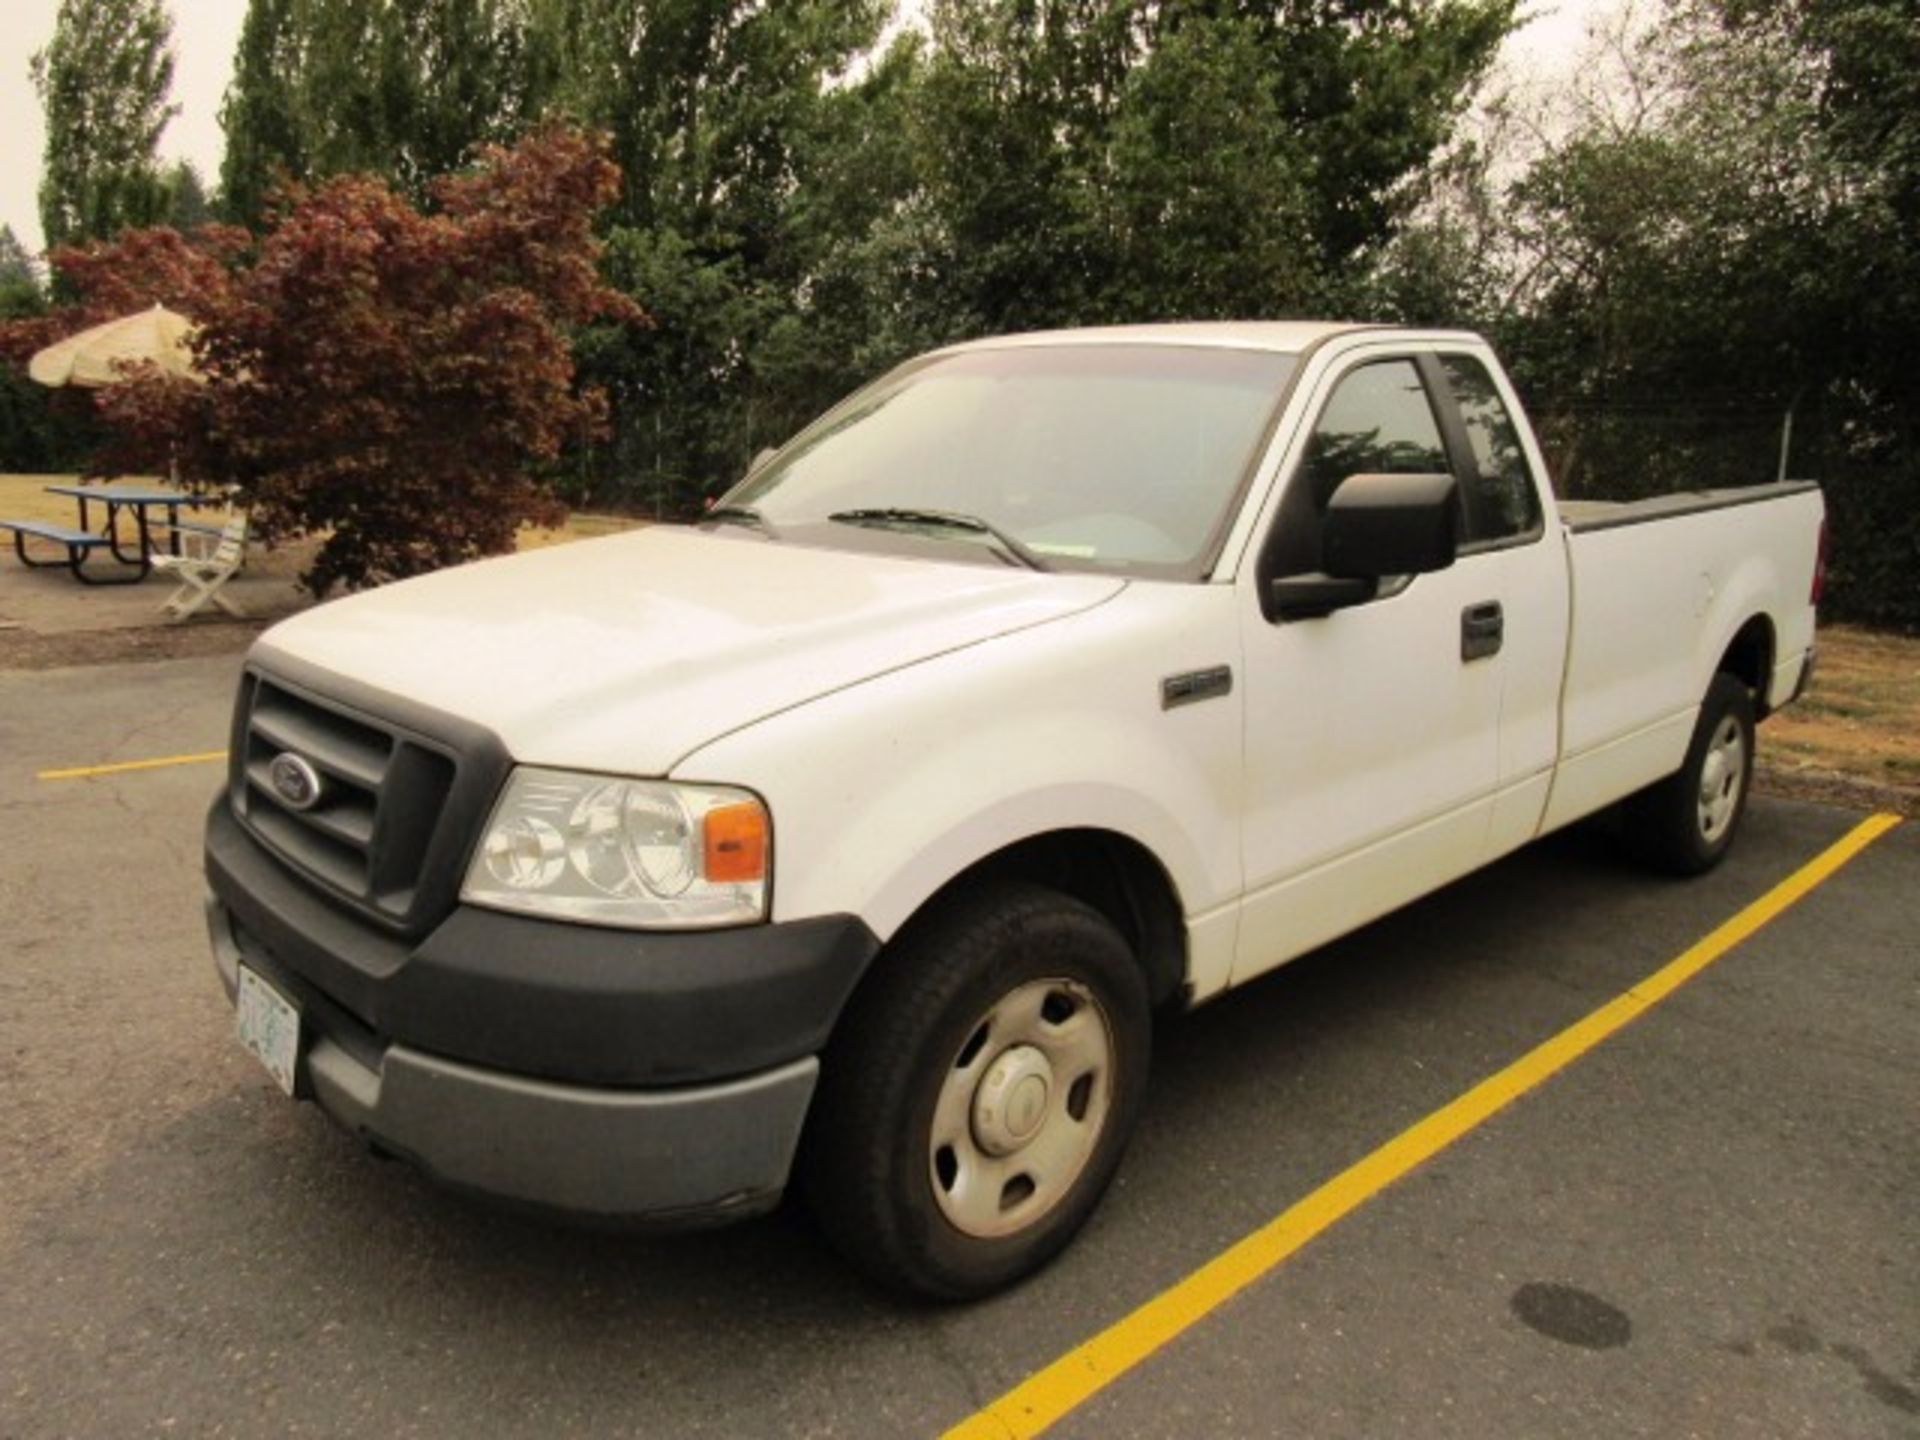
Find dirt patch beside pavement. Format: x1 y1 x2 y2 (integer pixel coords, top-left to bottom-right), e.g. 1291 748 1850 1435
1759 625 1920 817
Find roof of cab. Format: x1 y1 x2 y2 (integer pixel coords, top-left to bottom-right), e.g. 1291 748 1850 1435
938 320 1500 358
938 320 1372 356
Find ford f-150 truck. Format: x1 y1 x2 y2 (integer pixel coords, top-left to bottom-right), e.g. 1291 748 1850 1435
205 323 1825 1298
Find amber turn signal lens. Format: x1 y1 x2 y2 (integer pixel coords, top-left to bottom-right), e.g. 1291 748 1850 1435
703 800 769 884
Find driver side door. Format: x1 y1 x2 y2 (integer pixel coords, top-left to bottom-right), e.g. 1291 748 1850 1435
1231 351 1505 983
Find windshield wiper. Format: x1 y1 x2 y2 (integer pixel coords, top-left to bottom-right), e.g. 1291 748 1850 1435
704 503 779 538
827 507 1050 572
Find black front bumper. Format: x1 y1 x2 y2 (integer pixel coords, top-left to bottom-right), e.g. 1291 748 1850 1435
206 799 880 1221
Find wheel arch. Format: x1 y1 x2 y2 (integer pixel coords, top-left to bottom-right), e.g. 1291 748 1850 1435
1715 613 1777 716
863 827 1190 1009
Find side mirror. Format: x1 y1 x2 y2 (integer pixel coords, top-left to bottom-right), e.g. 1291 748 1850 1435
1322 471 1459 578
748 446 778 475
1270 471 1459 620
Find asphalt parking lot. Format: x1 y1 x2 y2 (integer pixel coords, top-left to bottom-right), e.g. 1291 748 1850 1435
2 653 1915 1440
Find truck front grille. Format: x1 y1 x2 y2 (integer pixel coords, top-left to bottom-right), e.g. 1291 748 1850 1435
228 665 508 936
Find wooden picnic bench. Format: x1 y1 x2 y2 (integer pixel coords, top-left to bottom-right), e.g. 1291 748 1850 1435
0 518 147 584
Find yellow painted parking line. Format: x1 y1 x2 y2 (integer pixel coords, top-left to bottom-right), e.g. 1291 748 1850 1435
945 812 1903 1440
37 749 229 781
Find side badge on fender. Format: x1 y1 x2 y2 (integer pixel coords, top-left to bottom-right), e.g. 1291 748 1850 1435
1161 666 1233 711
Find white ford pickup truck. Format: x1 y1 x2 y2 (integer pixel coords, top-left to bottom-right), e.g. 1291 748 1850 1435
206 323 1824 1297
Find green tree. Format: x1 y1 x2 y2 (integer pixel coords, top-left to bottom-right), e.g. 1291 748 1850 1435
1744 0 1919 440
0 225 57 472
164 160 213 230
217 0 304 226
31 0 180 248
1398 0 1920 626
1104 14 1323 318
1171 0 1517 281
749 35 946 419
0 226 41 311
219 0 536 227
897 0 1514 338
521 0 893 511
1742 0 1920 628
667 0 1511 518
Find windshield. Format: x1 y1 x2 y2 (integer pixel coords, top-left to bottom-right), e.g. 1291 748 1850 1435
725 344 1297 577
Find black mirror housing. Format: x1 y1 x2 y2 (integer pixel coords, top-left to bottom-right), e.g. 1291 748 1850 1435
1269 572 1379 620
1321 471 1459 579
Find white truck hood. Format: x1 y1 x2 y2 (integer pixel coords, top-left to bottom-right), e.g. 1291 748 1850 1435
253 525 1125 774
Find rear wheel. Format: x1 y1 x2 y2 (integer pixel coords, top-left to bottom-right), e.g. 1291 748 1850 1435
1623 671 1757 875
802 881 1150 1300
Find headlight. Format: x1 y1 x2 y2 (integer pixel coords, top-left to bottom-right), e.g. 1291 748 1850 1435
461 767 769 928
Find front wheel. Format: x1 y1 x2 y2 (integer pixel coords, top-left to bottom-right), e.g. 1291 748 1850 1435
1623 671 1757 875
802 882 1151 1300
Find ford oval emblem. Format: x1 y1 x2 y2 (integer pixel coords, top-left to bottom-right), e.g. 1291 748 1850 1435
268 752 326 812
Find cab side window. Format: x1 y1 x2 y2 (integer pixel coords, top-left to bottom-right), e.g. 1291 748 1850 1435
1299 360 1449 511
1439 356 1541 542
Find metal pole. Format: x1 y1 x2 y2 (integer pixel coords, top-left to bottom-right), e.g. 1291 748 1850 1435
1777 389 1803 484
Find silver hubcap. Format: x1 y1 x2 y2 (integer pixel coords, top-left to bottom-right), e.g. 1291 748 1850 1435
929 979 1115 1239
1697 715 1747 842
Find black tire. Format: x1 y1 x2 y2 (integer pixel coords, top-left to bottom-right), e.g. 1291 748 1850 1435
1623 671 1757 876
801 881 1151 1300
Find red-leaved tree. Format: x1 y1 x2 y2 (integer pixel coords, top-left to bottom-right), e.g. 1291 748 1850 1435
0 225 246 364
7 125 643 595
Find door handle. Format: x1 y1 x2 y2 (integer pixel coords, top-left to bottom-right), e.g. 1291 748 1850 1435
1461 600 1503 661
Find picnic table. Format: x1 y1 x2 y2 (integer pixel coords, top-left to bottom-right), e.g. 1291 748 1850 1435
0 483 217 584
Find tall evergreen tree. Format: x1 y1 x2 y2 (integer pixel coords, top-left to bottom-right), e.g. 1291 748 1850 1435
31 0 180 248
217 0 305 226
521 0 893 510
219 0 535 227
897 0 1513 335
0 224 85 474
522 0 887 245
164 160 213 230
542 0 1513 511
0 227 40 306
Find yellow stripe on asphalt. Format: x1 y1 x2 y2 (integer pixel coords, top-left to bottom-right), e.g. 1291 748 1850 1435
945 811 1904 1440
37 749 229 781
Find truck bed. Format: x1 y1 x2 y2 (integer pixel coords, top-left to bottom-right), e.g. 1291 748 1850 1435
1558 481 1820 533
1542 480 1824 833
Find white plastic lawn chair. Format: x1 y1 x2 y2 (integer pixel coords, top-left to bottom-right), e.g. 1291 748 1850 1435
152 508 249 621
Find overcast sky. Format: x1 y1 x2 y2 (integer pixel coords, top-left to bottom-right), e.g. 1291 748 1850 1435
3 0 247 253
1 0 1605 257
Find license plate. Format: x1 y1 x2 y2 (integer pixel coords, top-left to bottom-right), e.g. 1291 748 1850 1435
235 965 300 1097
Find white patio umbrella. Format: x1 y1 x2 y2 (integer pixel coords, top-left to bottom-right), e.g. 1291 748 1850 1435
29 304 206 488
28 303 202 389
